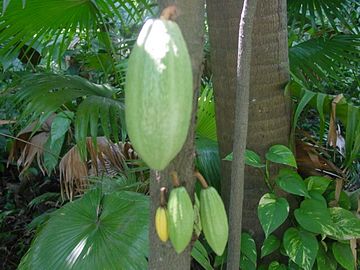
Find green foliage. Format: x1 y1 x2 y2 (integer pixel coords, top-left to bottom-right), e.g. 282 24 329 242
247 145 360 269
258 193 289 238
265 145 298 168
19 189 149 270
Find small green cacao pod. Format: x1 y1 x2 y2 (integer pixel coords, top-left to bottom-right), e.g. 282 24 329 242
168 187 194 253
125 18 193 171
200 187 228 256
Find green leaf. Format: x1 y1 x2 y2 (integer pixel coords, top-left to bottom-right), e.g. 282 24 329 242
265 145 297 168
275 169 310 198
258 193 289 238
268 261 287 270
239 254 256 270
245 149 265 168
306 176 332 194
329 207 360 240
241 232 257 265
191 240 213 270
19 189 149 270
316 243 337 270
294 199 337 235
332 242 355 270
292 90 316 134
283 227 318 270
326 191 351 210
261 235 280 258
50 111 73 147
44 133 64 174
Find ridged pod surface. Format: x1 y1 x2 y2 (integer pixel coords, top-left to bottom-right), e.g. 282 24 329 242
200 187 228 255
155 207 169 242
125 18 193 170
167 187 194 253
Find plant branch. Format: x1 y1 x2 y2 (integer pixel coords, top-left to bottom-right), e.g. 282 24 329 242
226 0 258 269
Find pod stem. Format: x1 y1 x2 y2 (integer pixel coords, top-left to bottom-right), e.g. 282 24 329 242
194 171 208 189
159 187 167 207
171 171 181 187
160 5 179 21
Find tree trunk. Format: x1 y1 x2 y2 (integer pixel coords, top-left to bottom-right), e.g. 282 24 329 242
227 1 257 269
148 1 205 270
207 0 290 247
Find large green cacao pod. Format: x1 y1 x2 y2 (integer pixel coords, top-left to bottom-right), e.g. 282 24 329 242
167 187 194 253
125 18 193 171
200 187 229 255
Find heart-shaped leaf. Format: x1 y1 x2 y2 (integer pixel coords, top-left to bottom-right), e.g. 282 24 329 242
332 242 355 270
258 193 289 238
261 235 280 258
283 227 318 270
275 169 310 198
329 207 360 240
265 145 297 168
305 176 331 194
316 243 337 270
241 233 257 265
294 199 338 236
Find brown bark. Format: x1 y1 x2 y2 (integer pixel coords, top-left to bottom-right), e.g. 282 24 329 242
207 0 290 247
148 1 205 270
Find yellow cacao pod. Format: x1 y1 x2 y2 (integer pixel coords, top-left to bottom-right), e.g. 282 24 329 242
155 206 169 242
200 187 228 256
168 187 194 253
125 18 193 170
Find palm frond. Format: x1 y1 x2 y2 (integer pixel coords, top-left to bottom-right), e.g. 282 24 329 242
287 0 360 33
16 73 124 149
289 34 360 89
0 0 154 66
196 84 217 141
19 189 149 270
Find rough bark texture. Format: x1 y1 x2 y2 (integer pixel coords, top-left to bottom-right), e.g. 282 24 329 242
148 1 205 270
227 1 257 269
207 0 244 210
207 0 290 247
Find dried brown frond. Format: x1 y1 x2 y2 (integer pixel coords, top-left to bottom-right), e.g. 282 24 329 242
8 116 55 175
59 144 88 200
60 137 139 200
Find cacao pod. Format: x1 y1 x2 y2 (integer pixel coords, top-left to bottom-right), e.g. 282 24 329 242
155 206 169 242
125 18 193 170
167 187 194 253
200 187 228 256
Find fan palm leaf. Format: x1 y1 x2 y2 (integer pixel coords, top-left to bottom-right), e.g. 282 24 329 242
289 34 360 89
18 189 149 270
287 0 360 33
17 73 124 153
0 0 154 66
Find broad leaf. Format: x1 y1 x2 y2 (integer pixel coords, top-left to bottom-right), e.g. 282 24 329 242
283 227 318 270
316 243 337 270
191 240 213 270
19 189 149 270
50 111 74 146
261 235 280 258
239 254 256 270
265 145 297 168
294 199 337 235
305 176 331 194
241 233 257 266
275 169 310 198
223 149 265 168
268 261 287 270
329 207 360 240
245 149 265 168
332 242 355 270
258 193 289 238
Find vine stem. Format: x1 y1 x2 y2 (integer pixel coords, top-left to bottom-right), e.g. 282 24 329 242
170 171 180 187
160 5 179 21
194 171 208 189
159 187 167 207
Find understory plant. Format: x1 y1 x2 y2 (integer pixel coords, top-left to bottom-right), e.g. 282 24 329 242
226 145 360 270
